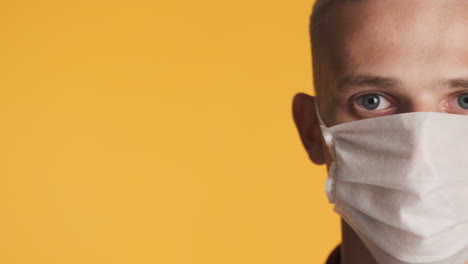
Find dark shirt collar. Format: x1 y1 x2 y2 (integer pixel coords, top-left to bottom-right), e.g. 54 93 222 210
326 244 341 264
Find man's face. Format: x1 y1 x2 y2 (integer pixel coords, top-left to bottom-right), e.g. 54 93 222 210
293 0 468 167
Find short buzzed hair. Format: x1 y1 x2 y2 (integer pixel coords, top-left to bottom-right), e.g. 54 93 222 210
309 0 340 100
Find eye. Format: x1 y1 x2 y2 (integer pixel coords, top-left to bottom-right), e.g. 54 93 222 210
457 93 468 109
355 93 391 111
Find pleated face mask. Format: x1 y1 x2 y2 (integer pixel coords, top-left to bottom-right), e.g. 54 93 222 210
314 102 468 264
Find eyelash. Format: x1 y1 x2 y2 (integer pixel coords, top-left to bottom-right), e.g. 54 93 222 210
353 93 392 112
353 91 468 112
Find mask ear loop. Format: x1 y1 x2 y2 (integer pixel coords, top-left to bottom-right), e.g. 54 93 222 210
314 100 339 204
315 101 368 258
314 99 327 127
314 100 334 156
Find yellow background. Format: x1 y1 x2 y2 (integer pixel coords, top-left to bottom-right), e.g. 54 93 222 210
0 0 340 263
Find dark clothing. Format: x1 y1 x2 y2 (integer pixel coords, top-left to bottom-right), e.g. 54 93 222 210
326 244 341 264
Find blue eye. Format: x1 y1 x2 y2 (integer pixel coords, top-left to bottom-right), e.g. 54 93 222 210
355 93 392 112
360 93 381 110
457 93 468 109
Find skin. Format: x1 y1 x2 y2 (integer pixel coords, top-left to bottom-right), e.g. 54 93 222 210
292 0 468 263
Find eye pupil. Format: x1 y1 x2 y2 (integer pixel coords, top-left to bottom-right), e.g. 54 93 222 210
458 93 468 109
362 94 380 110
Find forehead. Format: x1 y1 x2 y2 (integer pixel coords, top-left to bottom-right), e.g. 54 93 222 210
326 0 468 90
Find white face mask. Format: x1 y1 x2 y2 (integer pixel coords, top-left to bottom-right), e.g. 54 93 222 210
314 102 468 264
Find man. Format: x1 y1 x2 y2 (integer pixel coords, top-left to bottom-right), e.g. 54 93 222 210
292 0 468 263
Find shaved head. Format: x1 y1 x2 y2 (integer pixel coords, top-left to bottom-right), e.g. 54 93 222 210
309 0 363 105
309 0 340 101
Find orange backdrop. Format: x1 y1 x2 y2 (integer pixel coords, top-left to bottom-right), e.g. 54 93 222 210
0 0 340 263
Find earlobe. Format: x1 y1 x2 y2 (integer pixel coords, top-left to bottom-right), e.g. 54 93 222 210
292 93 325 165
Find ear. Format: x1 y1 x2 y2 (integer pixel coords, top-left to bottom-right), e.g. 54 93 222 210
292 93 325 165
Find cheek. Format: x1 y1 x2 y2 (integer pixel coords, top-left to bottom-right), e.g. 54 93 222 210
329 100 361 126
336 111 360 124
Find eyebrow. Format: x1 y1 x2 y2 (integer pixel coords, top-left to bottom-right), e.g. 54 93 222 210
336 73 468 92
441 78 468 89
